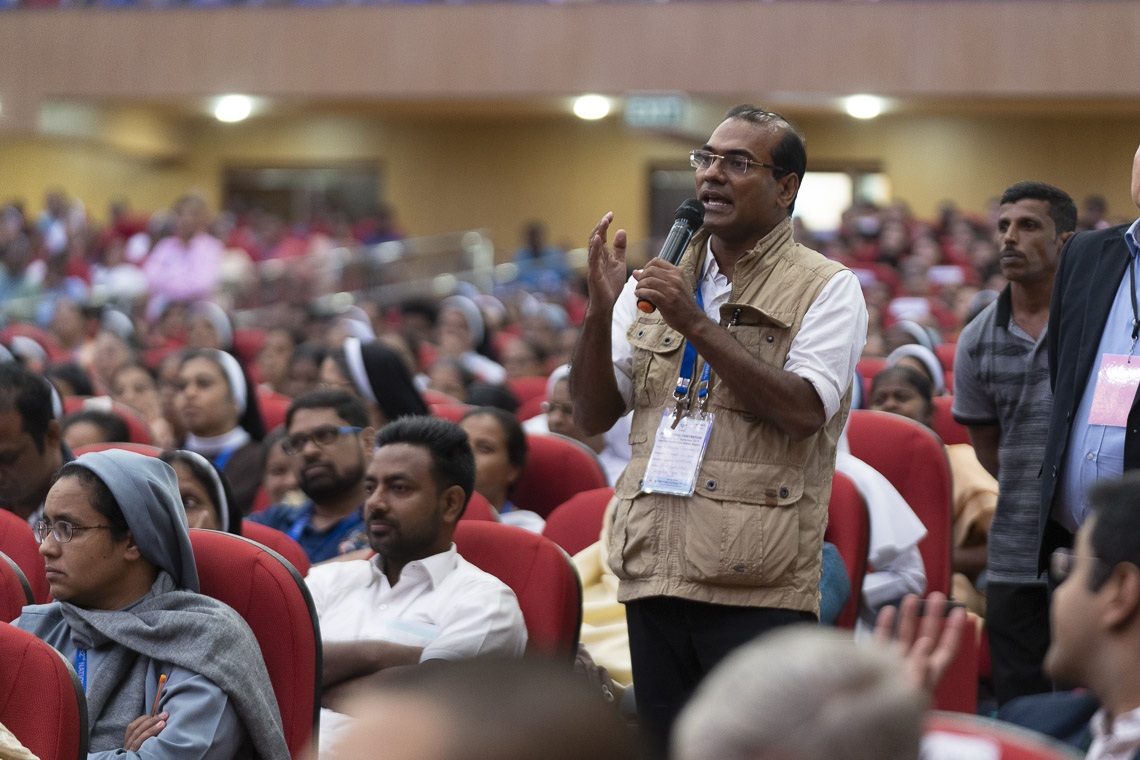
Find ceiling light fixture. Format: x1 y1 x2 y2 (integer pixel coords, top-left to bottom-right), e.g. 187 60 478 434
214 95 253 123
845 94 884 120
573 95 611 121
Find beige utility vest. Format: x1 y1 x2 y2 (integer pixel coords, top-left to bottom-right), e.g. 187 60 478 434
608 217 851 614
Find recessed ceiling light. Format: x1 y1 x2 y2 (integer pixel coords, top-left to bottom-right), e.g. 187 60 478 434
214 95 252 123
573 95 611 121
845 95 884 120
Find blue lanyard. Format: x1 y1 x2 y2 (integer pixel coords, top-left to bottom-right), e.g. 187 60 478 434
76 648 87 692
287 504 315 542
674 271 711 404
213 445 239 472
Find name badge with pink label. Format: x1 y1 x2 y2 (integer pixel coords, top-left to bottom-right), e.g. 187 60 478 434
1089 354 1140 427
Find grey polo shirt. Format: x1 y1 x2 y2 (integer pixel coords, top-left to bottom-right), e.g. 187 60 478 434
953 286 1051 585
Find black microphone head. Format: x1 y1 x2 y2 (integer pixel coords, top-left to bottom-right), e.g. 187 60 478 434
675 199 705 229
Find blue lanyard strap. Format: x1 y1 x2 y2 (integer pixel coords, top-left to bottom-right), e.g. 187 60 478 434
213 445 239 472
674 269 710 402
76 648 87 692
287 503 316 542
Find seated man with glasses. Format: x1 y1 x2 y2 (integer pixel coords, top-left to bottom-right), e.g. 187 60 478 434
247 390 374 563
998 470 1140 759
16 449 290 759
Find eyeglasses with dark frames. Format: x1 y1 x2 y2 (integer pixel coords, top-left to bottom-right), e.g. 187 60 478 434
283 425 363 456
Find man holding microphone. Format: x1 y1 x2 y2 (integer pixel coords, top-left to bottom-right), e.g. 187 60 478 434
570 104 867 757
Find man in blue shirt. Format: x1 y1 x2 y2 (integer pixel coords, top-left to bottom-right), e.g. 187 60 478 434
1041 141 1140 577
249 390 372 563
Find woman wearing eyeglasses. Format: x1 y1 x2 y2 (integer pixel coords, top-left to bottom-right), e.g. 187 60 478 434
175 348 266 517
16 449 289 759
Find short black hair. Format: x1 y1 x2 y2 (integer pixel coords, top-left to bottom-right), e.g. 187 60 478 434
0 363 57 453
46 362 95 398
725 104 807 214
55 463 130 542
999 182 1078 236
462 406 528 472
374 416 475 508
61 409 129 445
1085 472 1140 590
286 389 371 430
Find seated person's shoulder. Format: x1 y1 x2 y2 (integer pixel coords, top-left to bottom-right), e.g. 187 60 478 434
998 690 1100 749
248 502 309 530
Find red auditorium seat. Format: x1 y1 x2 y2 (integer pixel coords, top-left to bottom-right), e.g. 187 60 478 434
931 396 972 446
0 552 33 623
189 530 320 759
0 622 88 760
61 396 155 445
241 520 311 578
924 709 1078 759
823 472 870 630
845 409 954 597
453 521 581 660
0 509 49 604
542 487 613 557
511 433 609 519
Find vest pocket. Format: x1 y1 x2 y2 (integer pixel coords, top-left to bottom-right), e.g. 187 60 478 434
680 495 799 586
606 496 658 581
715 304 795 412
627 318 684 409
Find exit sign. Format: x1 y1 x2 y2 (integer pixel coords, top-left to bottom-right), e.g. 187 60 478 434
625 94 688 128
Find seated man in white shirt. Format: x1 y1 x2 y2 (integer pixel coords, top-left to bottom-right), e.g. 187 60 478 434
306 415 528 756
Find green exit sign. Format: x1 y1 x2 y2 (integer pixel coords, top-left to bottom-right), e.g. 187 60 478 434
625 95 688 128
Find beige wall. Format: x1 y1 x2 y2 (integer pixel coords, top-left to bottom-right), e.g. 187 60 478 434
3 110 1137 253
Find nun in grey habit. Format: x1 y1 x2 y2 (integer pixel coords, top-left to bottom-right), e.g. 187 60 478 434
16 449 289 760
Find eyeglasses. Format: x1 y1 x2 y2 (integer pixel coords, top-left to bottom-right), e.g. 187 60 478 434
34 520 113 545
283 425 363 456
541 401 573 416
1050 547 1109 584
689 149 788 177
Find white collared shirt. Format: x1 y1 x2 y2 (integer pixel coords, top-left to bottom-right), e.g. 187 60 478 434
610 240 866 422
305 544 527 662
1088 705 1140 760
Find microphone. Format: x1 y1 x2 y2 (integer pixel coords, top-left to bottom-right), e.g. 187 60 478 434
637 198 705 313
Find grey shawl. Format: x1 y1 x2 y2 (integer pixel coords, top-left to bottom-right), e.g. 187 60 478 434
30 450 290 759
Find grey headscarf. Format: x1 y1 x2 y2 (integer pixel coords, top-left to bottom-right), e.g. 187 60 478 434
20 449 290 758
72 449 199 592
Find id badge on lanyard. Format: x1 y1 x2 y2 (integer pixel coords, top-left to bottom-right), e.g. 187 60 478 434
640 274 716 497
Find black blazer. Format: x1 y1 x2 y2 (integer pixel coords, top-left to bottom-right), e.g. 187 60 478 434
1040 223 1138 571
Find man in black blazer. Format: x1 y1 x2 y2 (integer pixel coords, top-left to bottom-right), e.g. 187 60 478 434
1040 142 1140 575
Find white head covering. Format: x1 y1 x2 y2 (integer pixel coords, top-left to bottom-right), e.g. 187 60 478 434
209 349 248 415
546 363 571 399
344 337 378 405
337 306 376 342
191 301 234 351
171 449 230 535
441 295 485 348
886 343 946 396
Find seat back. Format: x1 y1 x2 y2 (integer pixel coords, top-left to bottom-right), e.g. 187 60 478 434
0 622 88 760
0 551 33 622
61 396 154 445
189 530 321 759
512 433 610 519
452 521 581 660
924 710 1082 759
240 520 311 577
845 409 954 596
460 491 499 522
505 376 548 406
931 614 980 714
429 402 475 423
931 395 972 446
256 389 292 433
542 487 613 557
823 472 870 630
0 509 49 604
